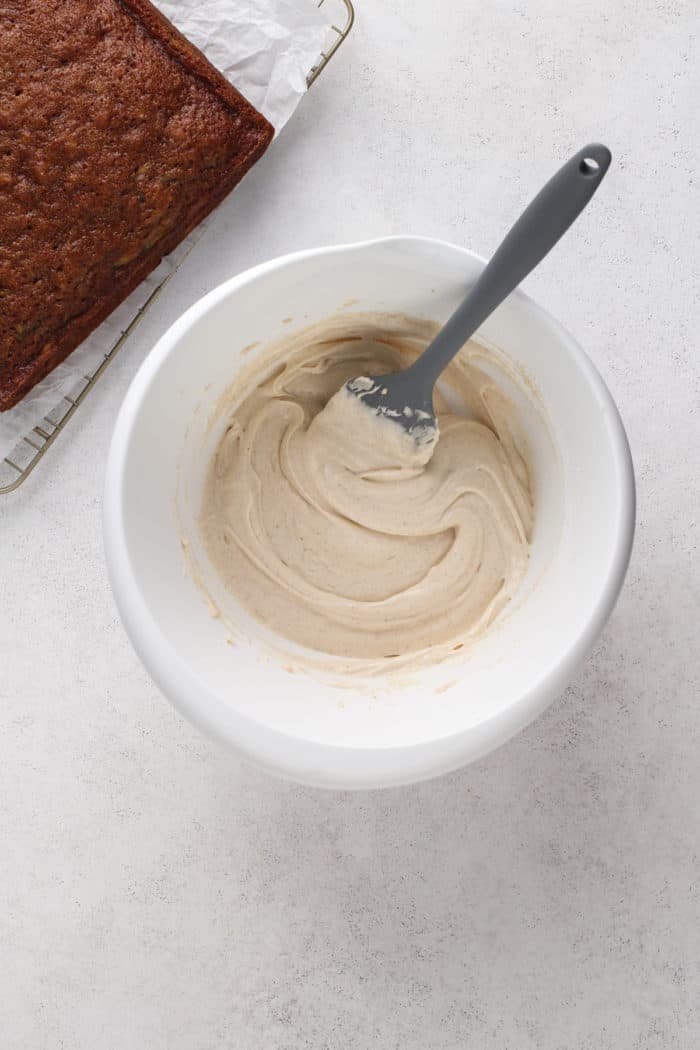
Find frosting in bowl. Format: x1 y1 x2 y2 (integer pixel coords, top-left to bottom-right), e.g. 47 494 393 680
200 313 533 666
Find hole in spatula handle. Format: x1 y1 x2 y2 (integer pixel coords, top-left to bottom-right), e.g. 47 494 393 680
579 156 601 176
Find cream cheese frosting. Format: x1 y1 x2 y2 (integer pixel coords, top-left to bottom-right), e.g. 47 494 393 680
200 313 533 665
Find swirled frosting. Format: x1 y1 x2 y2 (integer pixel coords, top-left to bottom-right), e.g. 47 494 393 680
200 314 533 666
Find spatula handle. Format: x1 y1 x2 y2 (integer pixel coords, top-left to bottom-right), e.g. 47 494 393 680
413 143 612 388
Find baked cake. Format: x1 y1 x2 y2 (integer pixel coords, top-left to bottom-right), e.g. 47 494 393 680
0 0 274 410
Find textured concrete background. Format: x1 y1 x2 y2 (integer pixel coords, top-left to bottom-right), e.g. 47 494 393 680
1 1 699 1046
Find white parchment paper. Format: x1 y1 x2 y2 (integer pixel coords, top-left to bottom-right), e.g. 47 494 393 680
157 0 331 131
0 0 335 463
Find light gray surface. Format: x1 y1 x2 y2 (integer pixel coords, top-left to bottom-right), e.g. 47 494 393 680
1 1 699 1046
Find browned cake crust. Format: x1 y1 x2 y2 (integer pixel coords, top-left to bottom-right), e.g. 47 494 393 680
0 0 274 410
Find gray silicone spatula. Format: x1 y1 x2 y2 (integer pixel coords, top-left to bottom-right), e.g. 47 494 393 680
346 143 612 442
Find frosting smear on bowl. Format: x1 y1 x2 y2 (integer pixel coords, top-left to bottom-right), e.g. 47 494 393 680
200 313 533 664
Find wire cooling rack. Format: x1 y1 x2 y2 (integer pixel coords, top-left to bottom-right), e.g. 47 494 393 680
0 0 354 495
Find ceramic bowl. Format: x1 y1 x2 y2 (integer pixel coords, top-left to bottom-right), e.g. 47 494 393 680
104 237 635 789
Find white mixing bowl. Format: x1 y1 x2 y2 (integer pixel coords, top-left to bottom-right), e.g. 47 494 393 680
104 236 635 789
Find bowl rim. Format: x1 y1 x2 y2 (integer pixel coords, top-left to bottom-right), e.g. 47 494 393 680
103 235 636 788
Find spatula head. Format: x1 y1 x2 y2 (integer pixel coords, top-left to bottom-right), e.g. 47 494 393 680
345 372 439 448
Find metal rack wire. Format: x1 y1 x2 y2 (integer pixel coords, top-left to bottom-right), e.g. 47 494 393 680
308 0 354 86
0 0 354 495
